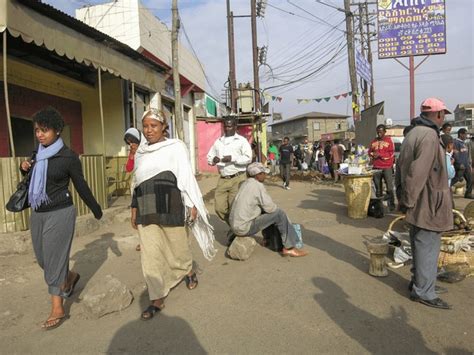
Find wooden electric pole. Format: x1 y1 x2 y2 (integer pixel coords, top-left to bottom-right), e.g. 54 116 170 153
226 0 238 113
344 0 358 120
172 0 184 140
365 2 375 106
358 3 369 110
251 0 260 112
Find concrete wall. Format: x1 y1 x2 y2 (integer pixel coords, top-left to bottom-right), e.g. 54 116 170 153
76 0 205 90
271 118 348 143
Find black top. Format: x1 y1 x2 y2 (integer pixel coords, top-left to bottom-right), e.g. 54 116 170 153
279 144 294 164
131 171 185 226
22 146 102 218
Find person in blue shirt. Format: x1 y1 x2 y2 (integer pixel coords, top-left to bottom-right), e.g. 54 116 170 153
452 128 473 199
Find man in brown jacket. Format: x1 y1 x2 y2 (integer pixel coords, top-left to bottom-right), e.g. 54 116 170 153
396 98 453 310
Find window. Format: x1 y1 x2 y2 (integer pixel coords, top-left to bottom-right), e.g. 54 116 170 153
313 122 320 131
335 122 342 130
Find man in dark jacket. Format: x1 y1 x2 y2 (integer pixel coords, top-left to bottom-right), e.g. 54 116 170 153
451 128 473 199
396 98 453 310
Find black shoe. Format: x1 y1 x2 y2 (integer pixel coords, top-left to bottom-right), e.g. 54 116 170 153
409 296 452 309
408 282 448 294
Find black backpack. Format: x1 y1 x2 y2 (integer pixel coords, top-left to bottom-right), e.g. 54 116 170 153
368 198 384 218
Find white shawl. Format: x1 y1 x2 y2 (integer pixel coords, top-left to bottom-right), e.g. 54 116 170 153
135 139 217 260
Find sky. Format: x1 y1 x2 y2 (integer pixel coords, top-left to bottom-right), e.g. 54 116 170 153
46 0 474 125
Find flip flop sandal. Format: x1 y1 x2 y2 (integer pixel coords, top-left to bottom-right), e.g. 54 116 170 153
184 273 198 290
61 273 81 299
42 315 70 331
141 305 163 321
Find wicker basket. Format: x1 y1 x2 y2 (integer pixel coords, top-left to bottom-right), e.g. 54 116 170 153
386 213 474 268
342 174 373 219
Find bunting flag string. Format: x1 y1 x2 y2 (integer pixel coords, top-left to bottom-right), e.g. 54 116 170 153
296 91 356 104
263 93 283 102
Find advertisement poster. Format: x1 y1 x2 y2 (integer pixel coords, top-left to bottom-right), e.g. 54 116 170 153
377 0 447 59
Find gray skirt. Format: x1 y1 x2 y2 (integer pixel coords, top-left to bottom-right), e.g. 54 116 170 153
30 205 76 296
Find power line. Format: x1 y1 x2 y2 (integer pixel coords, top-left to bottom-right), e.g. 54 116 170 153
286 0 345 32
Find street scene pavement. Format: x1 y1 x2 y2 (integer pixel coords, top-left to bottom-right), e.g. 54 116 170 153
1 175 472 354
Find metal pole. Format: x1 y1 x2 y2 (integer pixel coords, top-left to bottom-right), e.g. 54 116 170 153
251 0 260 113
172 0 184 140
227 1 238 113
409 55 415 119
3 31 15 157
98 67 107 207
365 1 375 106
344 0 358 120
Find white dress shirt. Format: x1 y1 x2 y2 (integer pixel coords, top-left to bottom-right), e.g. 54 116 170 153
207 134 252 177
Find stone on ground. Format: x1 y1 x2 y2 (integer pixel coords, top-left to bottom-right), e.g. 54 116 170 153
227 236 257 261
81 275 133 318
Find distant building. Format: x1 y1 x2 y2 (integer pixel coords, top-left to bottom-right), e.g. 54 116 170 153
269 111 349 143
453 103 474 130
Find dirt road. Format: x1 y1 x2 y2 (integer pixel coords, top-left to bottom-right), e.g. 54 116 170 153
1 176 472 354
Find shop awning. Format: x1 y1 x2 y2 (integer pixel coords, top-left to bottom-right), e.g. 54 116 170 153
0 0 165 92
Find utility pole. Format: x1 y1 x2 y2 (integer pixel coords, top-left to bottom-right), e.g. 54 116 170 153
171 0 184 140
364 2 375 106
358 3 369 110
251 0 260 113
226 0 238 113
344 0 358 120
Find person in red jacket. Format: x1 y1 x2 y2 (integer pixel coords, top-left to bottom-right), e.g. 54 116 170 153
369 124 396 210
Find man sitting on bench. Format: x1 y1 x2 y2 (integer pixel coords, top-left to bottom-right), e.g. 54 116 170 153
229 162 308 257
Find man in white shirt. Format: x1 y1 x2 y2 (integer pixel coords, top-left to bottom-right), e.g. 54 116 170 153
229 162 308 257
207 117 252 227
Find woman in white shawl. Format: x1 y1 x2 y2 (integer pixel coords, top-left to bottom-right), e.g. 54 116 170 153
131 109 216 320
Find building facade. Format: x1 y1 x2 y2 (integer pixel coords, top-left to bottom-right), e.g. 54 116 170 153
453 103 474 130
270 112 349 143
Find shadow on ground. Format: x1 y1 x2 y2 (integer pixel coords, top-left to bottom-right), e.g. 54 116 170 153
313 277 435 354
302 226 409 298
106 288 205 354
299 188 399 231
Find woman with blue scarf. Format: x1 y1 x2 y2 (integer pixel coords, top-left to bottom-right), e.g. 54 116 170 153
20 107 103 330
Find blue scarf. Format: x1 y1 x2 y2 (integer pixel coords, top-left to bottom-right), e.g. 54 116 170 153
28 137 64 210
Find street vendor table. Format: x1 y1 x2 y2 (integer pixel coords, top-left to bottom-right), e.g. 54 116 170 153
342 173 373 219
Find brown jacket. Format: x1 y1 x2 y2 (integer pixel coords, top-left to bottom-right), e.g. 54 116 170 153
397 121 453 232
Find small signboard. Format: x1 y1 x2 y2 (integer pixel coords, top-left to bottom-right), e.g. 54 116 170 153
377 0 447 59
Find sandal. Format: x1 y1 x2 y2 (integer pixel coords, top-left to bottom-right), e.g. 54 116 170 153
42 315 69 331
141 304 163 321
184 272 198 290
61 273 81 298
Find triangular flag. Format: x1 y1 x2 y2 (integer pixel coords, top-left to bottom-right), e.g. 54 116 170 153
297 99 303 104
277 97 282 102
348 91 352 96
335 95 341 100
324 97 331 102
341 93 348 98
315 98 322 103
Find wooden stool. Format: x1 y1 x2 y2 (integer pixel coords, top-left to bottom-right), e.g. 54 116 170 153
364 238 389 277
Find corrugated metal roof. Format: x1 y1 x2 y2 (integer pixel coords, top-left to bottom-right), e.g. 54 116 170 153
16 0 167 74
270 111 349 126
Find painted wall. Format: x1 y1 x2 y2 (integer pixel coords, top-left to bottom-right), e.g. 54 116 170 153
1 56 128 157
197 120 221 173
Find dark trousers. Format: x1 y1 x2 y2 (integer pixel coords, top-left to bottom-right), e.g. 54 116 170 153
451 166 473 197
280 163 291 187
373 168 394 205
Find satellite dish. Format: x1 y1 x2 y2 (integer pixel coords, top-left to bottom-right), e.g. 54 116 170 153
385 118 393 126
